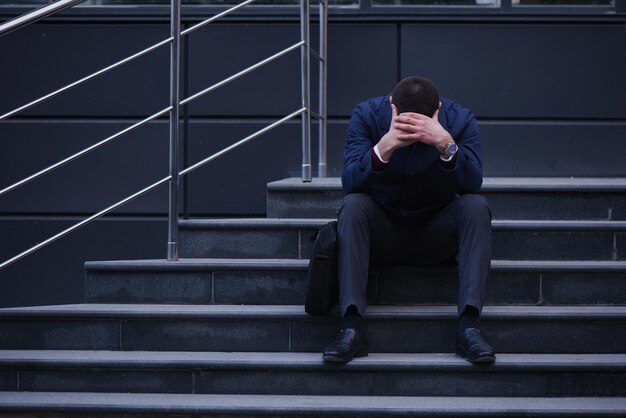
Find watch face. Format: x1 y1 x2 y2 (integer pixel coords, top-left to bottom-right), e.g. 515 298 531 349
445 143 458 158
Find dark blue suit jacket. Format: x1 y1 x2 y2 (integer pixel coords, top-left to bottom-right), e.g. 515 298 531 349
342 95 483 220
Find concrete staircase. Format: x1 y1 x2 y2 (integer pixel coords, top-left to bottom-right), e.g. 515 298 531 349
1 177 626 417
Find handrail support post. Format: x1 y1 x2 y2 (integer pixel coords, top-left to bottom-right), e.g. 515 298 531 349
168 0 181 261
300 0 312 182
318 0 328 178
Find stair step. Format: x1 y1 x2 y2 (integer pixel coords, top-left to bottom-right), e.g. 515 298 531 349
179 218 626 261
266 177 626 220
85 258 626 305
1 351 625 396
4 350 625 370
1 392 625 417
1 304 625 354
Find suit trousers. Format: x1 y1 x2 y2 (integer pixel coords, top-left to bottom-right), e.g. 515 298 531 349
336 193 492 317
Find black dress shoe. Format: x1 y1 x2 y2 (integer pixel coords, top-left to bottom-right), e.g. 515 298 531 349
456 328 496 364
322 328 368 362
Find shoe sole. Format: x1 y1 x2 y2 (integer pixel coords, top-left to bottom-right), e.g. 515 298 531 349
455 349 496 364
322 348 369 363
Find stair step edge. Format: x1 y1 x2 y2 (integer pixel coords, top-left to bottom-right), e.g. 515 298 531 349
2 392 626 415
179 218 626 231
1 351 625 371
267 177 626 192
84 259 626 272
2 304 626 320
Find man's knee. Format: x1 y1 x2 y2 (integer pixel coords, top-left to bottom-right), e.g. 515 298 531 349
456 194 492 223
339 193 378 223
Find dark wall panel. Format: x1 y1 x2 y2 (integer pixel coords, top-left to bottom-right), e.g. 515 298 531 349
187 24 397 117
0 217 166 308
401 24 626 119
186 120 303 215
187 24 300 117
480 122 626 176
0 121 169 214
325 24 398 116
0 24 169 117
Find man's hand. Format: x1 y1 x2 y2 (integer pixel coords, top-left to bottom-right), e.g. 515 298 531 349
393 105 453 153
376 98 422 161
377 99 454 162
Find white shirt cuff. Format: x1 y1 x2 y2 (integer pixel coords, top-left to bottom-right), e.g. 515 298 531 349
373 144 389 164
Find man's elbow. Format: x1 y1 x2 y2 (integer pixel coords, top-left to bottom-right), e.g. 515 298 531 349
468 174 483 194
341 172 356 194
458 167 483 195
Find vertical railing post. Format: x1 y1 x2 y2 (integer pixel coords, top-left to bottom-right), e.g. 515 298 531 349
167 0 181 260
318 0 328 177
300 0 312 182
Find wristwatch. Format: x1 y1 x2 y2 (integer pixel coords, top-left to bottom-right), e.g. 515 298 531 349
440 142 458 161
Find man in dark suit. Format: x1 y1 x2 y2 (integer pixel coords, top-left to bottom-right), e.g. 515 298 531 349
322 76 495 364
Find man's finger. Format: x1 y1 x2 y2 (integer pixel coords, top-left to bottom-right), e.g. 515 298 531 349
393 122 418 133
397 133 421 142
432 108 440 120
399 112 429 121
391 102 398 119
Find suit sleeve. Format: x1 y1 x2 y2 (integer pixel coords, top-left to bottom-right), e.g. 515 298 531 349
442 109 483 195
341 104 379 194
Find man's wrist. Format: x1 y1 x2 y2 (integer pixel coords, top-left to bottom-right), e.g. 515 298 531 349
373 144 389 164
377 134 396 161
371 147 388 172
436 133 454 154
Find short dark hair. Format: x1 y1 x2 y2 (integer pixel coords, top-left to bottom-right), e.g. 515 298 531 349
392 76 439 117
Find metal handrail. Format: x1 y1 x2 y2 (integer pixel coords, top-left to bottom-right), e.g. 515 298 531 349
181 41 304 106
181 0 256 37
0 37 173 121
168 0 182 260
0 108 304 270
180 108 305 177
0 0 321 182
0 0 257 121
0 107 172 198
0 0 327 268
0 0 86 37
0 41 306 199
300 0 311 181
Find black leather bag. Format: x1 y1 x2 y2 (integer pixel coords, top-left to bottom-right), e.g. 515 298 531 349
305 221 339 316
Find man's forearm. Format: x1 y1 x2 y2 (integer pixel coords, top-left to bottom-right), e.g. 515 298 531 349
376 132 399 162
